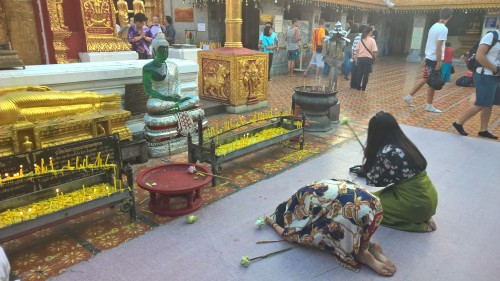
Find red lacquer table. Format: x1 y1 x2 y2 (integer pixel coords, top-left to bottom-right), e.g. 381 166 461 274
136 163 212 216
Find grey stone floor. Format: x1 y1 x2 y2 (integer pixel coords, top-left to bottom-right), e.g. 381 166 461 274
51 125 500 281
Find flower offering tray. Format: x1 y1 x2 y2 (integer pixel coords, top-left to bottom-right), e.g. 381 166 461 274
187 116 305 186
0 135 136 243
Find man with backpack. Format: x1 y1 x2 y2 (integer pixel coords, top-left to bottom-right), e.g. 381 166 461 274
452 25 500 140
403 8 453 113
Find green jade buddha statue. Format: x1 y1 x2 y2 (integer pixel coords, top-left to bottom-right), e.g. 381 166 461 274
142 31 206 157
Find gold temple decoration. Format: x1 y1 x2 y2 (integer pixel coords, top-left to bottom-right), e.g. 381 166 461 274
197 0 268 108
198 51 268 106
0 0 42 65
144 0 164 26
80 0 130 52
133 0 145 14
224 0 243 48
203 63 230 98
0 86 132 156
116 0 129 28
47 0 72 63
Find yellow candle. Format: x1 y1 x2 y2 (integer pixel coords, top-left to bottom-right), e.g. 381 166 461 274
19 165 23 177
20 211 24 222
49 157 54 170
95 152 101 165
105 154 109 165
67 160 70 169
85 155 88 167
27 208 32 219
76 156 79 169
114 177 117 190
41 158 45 172
55 188 59 197
106 186 110 197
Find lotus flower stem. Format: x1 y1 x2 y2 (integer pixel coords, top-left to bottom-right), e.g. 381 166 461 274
250 247 292 261
346 124 366 151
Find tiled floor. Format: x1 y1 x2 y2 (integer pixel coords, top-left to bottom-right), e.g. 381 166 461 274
2 58 498 280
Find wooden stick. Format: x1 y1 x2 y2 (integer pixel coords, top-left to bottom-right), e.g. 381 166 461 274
256 239 285 244
197 171 231 180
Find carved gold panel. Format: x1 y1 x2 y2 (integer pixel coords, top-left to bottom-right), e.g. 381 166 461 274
198 50 268 107
80 0 130 52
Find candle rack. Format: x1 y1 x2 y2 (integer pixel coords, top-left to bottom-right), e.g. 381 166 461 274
187 115 305 186
0 134 136 243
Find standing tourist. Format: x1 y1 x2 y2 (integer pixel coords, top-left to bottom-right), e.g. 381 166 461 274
350 25 366 89
259 22 279 52
363 111 438 232
128 13 153 59
354 26 377 91
284 18 300 77
341 20 356 80
403 8 453 113
164 16 176 46
262 26 277 81
149 15 165 38
303 19 326 78
265 179 396 276
452 26 500 140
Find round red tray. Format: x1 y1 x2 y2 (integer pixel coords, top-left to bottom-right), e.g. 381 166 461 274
136 163 212 216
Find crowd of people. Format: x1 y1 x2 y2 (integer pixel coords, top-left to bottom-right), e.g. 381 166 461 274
127 13 176 60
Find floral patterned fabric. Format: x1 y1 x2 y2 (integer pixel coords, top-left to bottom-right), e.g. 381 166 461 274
365 144 419 187
276 179 383 271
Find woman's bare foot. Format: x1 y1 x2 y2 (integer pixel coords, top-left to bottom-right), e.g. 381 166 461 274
372 243 396 272
427 217 437 232
358 249 396 277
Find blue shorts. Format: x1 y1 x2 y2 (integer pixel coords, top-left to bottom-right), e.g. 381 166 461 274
287 50 299 61
473 73 500 107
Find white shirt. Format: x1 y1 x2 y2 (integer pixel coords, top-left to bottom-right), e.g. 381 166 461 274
425 23 448 61
0 247 10 281
476 30 500 75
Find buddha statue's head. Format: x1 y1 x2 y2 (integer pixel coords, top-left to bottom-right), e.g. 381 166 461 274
152 31 169 61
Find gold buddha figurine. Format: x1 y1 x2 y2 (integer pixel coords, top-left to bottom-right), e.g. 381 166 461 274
0 86 121 126
133 0 145 14
22 136 33 152
116 0 129 28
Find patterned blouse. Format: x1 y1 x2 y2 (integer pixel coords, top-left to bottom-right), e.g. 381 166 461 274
366 144 419 187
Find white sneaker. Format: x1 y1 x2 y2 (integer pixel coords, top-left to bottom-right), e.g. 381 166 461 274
425 104 442 113
403 95 414 107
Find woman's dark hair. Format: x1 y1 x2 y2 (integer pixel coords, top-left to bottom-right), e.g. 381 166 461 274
264 25 272 37
350 23 359 34
134 13 148 23
357 24 367 34
165 16 173 24
361 26 373 39
362 111 427 173
346 20 353 30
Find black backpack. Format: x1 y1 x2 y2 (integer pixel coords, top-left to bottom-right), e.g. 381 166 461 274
466 31 499 71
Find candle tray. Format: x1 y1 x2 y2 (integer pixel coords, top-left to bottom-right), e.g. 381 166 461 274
0 135 136 243
187 116 305 186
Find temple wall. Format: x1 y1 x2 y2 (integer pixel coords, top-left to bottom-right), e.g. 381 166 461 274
163 0 209 45
0 0 42 65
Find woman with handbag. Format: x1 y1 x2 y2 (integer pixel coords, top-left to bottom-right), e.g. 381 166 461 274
354 26 377 91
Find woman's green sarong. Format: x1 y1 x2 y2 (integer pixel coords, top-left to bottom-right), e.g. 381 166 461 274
374 171 438 232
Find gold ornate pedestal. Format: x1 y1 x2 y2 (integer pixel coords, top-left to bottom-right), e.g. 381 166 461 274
198 48 268 107
0 86 132 156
